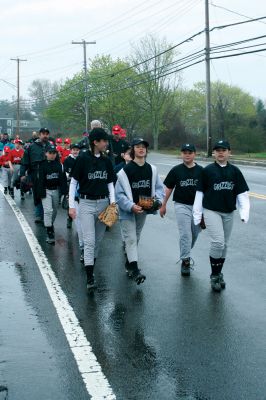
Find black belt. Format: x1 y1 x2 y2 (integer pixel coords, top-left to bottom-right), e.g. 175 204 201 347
47 187 59 190
80 194 108 200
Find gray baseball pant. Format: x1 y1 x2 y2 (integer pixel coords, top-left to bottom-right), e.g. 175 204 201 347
203 209 234 259
2 167 12 188
11 164 20 188
79 198 109 266
120 213 147 263
42 189 60 227
174 202 201 260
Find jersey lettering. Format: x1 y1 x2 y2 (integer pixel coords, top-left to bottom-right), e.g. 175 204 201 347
213 181 235 191
132 179 151 189
88 171 107 180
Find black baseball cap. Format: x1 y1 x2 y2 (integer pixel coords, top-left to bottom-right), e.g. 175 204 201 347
89 128 109 143
70 143 80 149
181 143 196 152
123 143 131 152
131 138 149 147
46 145 57 153
213 140 231 150
39 127 50 134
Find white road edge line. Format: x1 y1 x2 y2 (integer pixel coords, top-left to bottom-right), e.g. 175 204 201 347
0 184 116 400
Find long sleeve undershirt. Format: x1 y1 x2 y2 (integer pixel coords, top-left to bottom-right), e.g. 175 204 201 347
192 190 250 224
69 177 115 208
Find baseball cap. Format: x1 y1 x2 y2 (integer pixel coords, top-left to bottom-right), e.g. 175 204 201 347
70 143 80 149
122 143 131 153
213 140 231 150
46 145 58 153
39 127 50 134
4 146 11 153
131 138 149 147
112 125 122 135
56 138 63 144
64 138 71 144
14 139 23 145
120 128 127 138
181 143 196 152
89 128 109 143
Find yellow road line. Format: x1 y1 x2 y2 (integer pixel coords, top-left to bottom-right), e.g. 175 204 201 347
249 192 266 200
159 176 266 200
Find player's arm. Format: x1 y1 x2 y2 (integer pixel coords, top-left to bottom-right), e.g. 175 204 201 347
236 191 250 223
160 187 173 218
8 156 14 172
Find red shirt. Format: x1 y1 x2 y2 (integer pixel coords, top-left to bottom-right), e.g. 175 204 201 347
61 149 71 164
10 148 24 164
0 154 11 167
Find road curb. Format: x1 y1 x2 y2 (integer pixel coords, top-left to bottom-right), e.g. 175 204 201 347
153 152 266 167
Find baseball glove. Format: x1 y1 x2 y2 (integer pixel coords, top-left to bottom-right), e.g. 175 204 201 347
137 196 154 210
98 203 118 227
61 195 69 210
200 215 206 229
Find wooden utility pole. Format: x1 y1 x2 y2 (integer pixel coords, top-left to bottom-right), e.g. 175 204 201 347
205 0 212 156
10 58 27 136
72 40 96 133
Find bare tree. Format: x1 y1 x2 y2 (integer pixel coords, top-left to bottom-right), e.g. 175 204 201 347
131 35 181 150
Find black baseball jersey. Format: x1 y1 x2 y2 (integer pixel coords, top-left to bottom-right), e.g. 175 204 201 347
197 162 249 213
164 163 203 205
124 161 152 204
63 155 76 176
41 160 61 189
71 151 115 196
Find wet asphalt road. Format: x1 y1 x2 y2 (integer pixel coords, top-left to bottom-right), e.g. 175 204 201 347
0 152 266 400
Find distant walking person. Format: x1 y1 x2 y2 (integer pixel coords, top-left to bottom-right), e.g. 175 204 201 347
20 128 51 223
39 145 67 244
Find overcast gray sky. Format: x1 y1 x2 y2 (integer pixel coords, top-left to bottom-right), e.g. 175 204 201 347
0 0 265 102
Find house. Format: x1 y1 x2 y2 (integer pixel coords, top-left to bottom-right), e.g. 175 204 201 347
0 117 14 136
12 119 41 140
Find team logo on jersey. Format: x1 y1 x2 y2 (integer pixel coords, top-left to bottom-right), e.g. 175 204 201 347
46 172 59 180
180 178 198 187
88 171 107 180
214 181 234 191
132 180 151 189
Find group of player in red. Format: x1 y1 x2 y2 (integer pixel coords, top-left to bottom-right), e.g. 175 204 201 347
55 137 73 164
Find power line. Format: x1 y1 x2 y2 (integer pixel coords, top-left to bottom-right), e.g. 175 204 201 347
210 34 266 50
210 15 266 32
210 3 266 26
210 47 266 60
15 0 158 59
8 17 266 107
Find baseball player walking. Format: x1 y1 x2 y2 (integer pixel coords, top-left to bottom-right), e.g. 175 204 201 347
160 144 203 276
69 128 116 291
193 140 250 292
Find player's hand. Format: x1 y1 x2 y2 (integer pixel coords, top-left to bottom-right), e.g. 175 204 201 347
160 204 166 218
132 204 143 214
69 208 76 219
20 175 26 181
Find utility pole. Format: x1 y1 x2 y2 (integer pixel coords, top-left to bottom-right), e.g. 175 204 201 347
10 57 27 137
72 40 96 133
205 0 212 156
